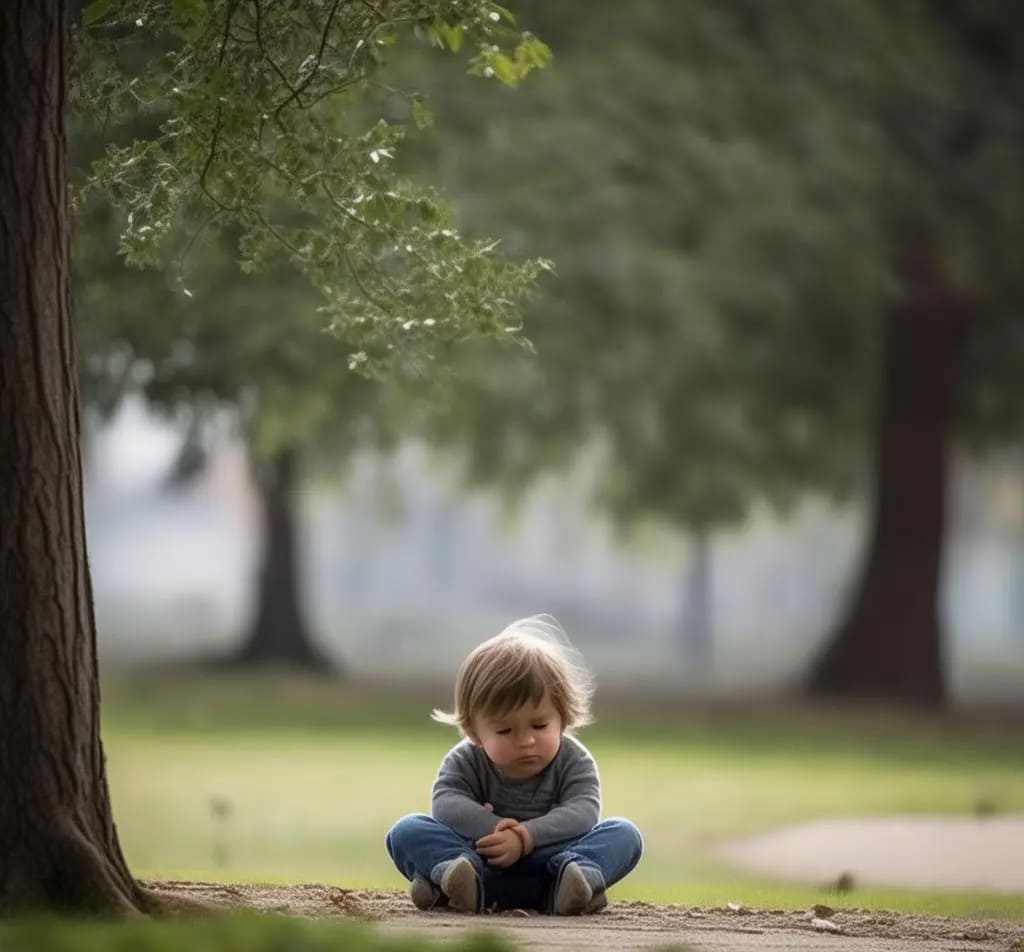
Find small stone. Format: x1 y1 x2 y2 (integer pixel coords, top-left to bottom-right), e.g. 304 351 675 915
811 917 843 933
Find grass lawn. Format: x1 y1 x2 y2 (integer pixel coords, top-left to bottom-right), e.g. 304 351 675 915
101 672 1024 920
0 915 515 952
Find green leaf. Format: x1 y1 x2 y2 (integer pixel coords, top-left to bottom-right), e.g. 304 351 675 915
171 0 208 36
517 35 553 71
434 22 465 53
82 0 117 26
486 53 519 87
491 5 518 26
411 96 434 130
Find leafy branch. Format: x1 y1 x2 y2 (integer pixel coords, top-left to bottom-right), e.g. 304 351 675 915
73 0 552 376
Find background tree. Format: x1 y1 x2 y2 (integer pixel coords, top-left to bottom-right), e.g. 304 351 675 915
71 1 553 672
76 208 398 672
395 0 1024 702
1 0 546 914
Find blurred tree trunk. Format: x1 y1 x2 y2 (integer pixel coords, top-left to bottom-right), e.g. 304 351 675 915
681 531 713 669
0 0 141 913
809 244 968 704
234 446 333 672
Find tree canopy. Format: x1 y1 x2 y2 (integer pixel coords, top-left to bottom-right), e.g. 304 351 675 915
70 1 556 669
73 0 552 378
385 0 1024 700
399 0 1023 526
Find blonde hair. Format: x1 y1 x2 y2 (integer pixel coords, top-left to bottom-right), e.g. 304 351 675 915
432 615 594 734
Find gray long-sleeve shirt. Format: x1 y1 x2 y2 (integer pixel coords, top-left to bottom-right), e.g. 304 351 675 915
431 734 601 848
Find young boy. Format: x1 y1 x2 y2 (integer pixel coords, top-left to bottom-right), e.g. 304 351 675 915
385 615 643 915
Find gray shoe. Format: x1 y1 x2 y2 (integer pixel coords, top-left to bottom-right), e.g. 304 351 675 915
437 856 479 913
553 861 593 915
409 873 441 910
586 888 608 914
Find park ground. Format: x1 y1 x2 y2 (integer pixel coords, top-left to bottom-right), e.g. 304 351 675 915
140 880 1024 951
79 673 1024 949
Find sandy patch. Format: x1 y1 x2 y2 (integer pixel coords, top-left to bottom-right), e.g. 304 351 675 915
717 815 1024 893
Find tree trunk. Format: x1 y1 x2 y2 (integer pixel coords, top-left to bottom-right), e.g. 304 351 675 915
0 0 142 914
808 244 969 704
680 531 713 670
234 446 332 671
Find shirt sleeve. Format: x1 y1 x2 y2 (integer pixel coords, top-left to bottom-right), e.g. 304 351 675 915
431 742 506 841
521 739 601 848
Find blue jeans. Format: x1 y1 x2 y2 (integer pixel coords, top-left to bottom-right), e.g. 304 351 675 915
385 813 643 912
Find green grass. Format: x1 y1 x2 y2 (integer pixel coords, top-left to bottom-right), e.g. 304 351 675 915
0 915 515 952
100 672 1024 920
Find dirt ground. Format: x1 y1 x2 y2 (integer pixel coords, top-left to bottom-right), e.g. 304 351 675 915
146 881 1024 952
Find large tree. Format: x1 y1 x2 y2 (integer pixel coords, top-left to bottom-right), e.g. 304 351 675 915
0 1 144 916
398 0 1024 702
1 0 545 914
807 3 1024 701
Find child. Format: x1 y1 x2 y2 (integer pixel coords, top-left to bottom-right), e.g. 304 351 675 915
385 615 643 915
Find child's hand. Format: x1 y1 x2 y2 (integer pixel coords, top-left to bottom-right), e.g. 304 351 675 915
507 820 534 856
475 824 523 868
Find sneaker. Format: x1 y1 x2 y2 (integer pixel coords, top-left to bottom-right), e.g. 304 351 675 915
409 874 441 911
436 856 479 913
553 861 593 915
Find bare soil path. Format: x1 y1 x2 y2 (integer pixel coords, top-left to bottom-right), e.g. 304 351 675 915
147 881 1024 952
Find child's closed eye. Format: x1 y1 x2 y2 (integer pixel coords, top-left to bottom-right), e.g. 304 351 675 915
496 728 511 735
532 723 548 730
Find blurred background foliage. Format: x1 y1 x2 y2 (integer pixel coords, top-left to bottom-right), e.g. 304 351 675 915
74 0 1024 701
386 0 1024 701
66 0 1024 919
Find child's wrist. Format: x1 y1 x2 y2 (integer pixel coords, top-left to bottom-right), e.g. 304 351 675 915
510 824 533 855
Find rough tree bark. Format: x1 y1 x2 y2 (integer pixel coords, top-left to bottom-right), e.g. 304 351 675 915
808 244 969 704
0 0 154 915
233 446 332 671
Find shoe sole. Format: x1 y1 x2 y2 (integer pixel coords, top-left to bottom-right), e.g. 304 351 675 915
440 856 478 913
410 874 439 911
554 861 593 915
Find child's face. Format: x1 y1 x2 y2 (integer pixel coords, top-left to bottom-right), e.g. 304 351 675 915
468 695 563 780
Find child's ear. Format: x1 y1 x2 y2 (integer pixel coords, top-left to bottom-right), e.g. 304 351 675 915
465 728 481 746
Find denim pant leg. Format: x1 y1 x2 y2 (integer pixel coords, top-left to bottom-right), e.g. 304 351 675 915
538 818 644 894
385 813 483 885
478 861 552 912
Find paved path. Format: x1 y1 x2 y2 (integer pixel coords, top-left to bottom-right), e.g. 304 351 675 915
717 815 1024 893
